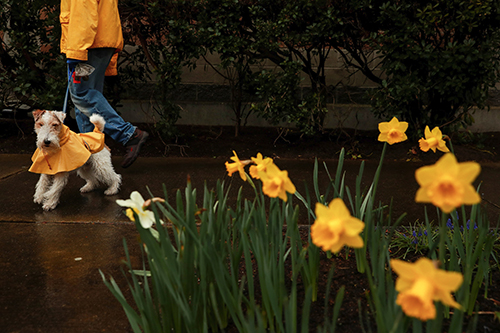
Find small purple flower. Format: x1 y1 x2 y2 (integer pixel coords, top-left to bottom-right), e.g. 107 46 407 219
411 230 418 244
462 220 478 231
446 219 454 230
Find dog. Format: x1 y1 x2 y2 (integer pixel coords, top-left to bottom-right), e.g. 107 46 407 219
29 110 121 211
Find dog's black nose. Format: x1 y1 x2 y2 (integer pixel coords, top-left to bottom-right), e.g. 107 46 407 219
44 139 51 145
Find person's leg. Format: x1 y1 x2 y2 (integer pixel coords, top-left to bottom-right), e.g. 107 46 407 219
69 48 136 145
71 48 105 134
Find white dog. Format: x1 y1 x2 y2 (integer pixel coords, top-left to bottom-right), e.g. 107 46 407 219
29 110 121 211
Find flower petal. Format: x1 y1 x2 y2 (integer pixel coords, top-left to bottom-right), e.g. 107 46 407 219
328 198 352 220
130 191 145 206
398 121 409 133
415 187 430 203
378 132 388 142
344 217 365 236
415 165 435 186
458 162 481 184
378 122 390 133
139 210 155 229
342 234 364 249
315 202 331 222
116 198 134 207
435 154 459 176
391 259 419 280
424 126 432 138
433 270 463 292
437 143 450 153
461 185 481 205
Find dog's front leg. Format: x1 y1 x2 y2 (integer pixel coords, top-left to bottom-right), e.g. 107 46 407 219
34 174 51 204
42 173 69 211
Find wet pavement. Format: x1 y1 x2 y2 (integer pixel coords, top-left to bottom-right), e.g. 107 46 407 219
1 153 499 332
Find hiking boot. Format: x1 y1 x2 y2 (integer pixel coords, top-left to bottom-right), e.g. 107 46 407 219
121 129 149 168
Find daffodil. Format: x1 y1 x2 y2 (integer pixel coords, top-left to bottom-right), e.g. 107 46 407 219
378 117 408 145
258 163 296 201
415 153 481 213
391 258 463 321
311 198 365 253
249 153 273 179
418 126 449 153
116 191 156 229
225 150 250 181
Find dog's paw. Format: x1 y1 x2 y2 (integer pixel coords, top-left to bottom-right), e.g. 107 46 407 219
104 187 119 196
33 195 44 204
80 183 95 193
42 202 57 211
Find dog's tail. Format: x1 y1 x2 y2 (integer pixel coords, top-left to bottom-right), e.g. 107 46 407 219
89 114 106 132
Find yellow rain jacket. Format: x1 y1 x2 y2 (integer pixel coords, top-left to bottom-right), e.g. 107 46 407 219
29 125 105 175
60 0 124 76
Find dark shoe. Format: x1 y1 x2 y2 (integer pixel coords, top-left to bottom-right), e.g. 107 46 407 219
121 129 149 168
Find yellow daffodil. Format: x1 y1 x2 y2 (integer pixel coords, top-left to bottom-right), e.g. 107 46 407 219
378 117 408 145
225 150 250 181
116 191 156 229
310 198 365 253
258 163 296 201
415 153 481 213
418 126 449 153
391 258 463 321
249 153 273 179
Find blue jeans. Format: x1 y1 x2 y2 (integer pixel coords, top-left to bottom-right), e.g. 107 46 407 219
69 48 135 145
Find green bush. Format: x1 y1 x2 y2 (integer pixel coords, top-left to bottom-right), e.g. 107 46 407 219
368 0 500 133
0 0 65 111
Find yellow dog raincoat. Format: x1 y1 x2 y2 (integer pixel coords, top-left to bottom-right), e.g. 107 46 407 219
29 125 105 175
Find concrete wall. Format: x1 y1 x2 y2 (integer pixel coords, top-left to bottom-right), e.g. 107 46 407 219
180 50 383 89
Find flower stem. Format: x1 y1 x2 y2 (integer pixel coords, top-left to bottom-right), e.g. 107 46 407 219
371 142 387 200
439 212 448 265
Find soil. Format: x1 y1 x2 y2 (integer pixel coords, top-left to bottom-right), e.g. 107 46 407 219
303 241 500 333
2 116 500 332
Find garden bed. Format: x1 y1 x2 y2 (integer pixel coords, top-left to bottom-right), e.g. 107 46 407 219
290 227 500 332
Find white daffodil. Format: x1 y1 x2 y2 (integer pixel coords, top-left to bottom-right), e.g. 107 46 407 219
116 191 156 229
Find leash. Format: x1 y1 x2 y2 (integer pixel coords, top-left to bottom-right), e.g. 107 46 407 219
62 68 75 121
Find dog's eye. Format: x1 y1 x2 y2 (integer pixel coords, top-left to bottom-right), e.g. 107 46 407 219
52 123 59 127
37 123 44 127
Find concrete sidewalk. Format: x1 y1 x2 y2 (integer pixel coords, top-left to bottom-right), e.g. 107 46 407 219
1 154 499 223
0 154 499 332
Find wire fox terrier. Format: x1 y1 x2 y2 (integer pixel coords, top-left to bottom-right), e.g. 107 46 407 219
29 110 121 211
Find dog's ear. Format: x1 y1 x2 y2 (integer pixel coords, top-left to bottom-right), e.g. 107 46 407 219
32 109 46 122
54 111 67 124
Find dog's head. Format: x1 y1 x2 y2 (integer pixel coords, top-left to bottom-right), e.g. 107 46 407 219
33 110 67 154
